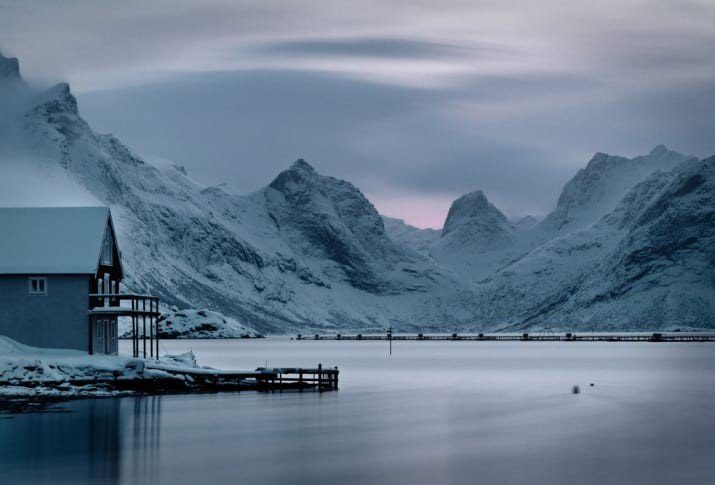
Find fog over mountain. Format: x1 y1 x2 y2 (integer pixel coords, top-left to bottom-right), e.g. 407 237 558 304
1 51 714 333
4 1 714 228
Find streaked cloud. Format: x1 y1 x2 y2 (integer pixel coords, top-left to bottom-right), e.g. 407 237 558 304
251 37 473 59
1 0 714 227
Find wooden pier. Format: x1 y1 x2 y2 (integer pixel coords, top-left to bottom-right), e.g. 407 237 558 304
254 364 339 391
128 363 339 393
0 364 339 395
295 332 715 343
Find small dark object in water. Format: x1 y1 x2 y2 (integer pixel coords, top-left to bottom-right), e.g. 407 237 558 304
572 385 580 394
590 383 594 387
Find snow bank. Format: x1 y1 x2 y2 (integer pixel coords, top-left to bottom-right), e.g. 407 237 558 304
0 336 202 397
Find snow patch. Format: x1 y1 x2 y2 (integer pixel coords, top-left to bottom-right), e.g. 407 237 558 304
156 309 264 339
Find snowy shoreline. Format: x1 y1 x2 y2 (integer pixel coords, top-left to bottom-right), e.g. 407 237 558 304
0 336 253 400
0 336 337 404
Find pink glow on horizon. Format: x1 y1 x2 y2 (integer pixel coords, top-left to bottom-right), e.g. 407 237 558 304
368 193 454 230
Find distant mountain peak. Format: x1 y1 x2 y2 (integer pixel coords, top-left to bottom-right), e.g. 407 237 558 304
442 190 507 236
264 158 420 293
440 189 513 252
644 144 690 162
0 50 22 82
290 158 315 173
447 190 493 216
46 81 71 95
461 189 488 203
542 146 693 233
650 144 669 156
269 159 319 199
27 81 81 128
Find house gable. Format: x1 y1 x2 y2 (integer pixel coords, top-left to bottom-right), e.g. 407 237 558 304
0 207 121 277
96 213 123 281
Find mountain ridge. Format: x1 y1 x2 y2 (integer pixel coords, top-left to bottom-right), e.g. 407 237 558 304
1 51 713 332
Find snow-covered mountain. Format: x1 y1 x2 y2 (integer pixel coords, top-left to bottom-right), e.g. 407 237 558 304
264 158 435 294
0 51 477 334
440 191 515 249
539 146 694 234
381 216 440 255
1 50 713 332
466 156 715 330
382 148 713 329
426 190 522 280
0 54 21 83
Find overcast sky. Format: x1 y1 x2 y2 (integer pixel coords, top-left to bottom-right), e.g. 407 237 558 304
1 0 714 227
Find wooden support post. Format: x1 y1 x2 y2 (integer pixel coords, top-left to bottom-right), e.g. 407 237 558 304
388 325 392 355
142 299 147 359
136 297 140 359
149 299 154 359
88 316 94 355
155 299 160 359
318 363 322 391
132 298 137 358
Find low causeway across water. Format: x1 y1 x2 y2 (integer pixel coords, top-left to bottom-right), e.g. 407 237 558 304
295 332 715 343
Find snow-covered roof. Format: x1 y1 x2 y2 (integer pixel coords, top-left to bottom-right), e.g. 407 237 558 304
0 207 118 275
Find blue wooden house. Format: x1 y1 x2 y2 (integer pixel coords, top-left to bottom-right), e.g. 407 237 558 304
0 207 159 356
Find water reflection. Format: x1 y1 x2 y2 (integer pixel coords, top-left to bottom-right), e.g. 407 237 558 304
1 341 715 484
0 395 165 485
128 396 161 484
0 398 120 484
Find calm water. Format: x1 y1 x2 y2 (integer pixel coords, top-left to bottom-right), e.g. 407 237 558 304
1 339 715 485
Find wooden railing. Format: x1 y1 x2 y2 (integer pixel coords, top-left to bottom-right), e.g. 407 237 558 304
89 293 160 358
254 364 340 391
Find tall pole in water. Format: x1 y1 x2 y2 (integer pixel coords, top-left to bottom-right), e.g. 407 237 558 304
388 325 392 356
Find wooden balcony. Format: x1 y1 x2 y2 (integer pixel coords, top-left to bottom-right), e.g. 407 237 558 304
89 293 160 359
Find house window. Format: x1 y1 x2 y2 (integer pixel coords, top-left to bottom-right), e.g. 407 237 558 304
29 277 48 295
102 229 113 266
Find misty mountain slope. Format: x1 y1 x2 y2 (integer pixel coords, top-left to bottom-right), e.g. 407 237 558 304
1 50 713 332
17 80 301 331
382 216 440 255
396 146 700 285
0 51 23 86
440 190 515 249
468 227 622 328
554 156 715 328
471 157 715 329
513 215 541 232
0 52 479 333
264 159 440 293
538 146 695 234
426 190 523 281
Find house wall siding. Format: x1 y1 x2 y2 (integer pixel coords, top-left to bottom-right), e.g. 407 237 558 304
0 275 90 351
